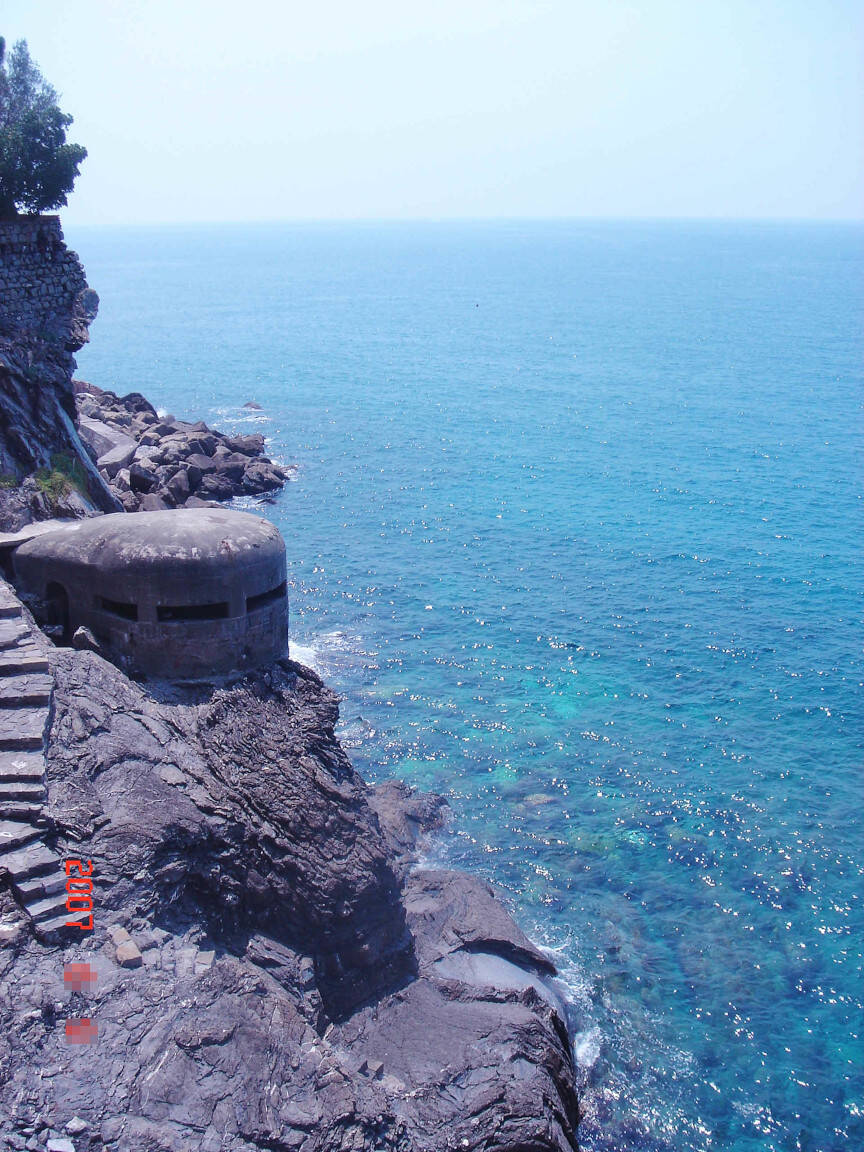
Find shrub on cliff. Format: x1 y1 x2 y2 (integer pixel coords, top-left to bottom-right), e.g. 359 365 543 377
0 37 86 216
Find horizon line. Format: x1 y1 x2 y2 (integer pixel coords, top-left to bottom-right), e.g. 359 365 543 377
64 213 864 230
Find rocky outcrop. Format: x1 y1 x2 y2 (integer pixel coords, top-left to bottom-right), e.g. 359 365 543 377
0 218 118 531
0 579 580 1151
75 383 289 512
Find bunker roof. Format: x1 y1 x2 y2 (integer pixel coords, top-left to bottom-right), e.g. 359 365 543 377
15 508 284 575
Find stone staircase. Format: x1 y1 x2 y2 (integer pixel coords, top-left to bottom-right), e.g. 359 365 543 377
0 580 68 937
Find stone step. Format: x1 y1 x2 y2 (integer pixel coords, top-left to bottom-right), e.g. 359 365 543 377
17 870 66 901
0 819 41 853
0 583 22 618
0 781 45 802
0 750 45 782
0 803 43 822
0 707 48 751
0 624 29 650
0 674 53 708
34 912 77 940
0 650 49 677
0 841 60 881
26 891 71 924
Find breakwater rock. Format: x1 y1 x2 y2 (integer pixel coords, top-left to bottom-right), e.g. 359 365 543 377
0 597 580 1151
74 382 288 512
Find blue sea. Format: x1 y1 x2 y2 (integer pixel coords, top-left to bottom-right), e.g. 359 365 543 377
71 220 863 1152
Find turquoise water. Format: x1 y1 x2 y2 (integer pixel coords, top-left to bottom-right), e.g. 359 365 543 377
71 221 863 1152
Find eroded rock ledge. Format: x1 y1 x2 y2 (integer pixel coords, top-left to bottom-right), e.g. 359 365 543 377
0 621 580 1151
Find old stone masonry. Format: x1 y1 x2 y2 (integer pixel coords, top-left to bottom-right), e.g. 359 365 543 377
0 579 67 939
0 216 96 346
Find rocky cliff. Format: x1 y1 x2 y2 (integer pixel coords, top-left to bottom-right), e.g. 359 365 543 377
0 219 581 1151
0 217 118 530
0 600 580 1151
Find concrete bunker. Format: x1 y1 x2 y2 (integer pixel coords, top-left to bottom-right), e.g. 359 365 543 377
13 508 288 678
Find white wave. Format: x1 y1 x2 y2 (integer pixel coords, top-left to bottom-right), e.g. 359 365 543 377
573 1026 603 1069
290 641 322 672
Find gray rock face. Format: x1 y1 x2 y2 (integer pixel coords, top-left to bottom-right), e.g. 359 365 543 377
0 640 580 1150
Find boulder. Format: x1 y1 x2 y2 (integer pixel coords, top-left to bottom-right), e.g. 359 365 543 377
132 444 162 463
213 453 247 482
186 452 216 476
226 433 265 457
72 626 101 653
78 416 137 479
165 468 190 504
73 389 288 509
128 462 156 493
120 392 158 416
116 939 143 969
139 492 171 511
158 442 187 467
186 433 217 457
242 461 286 494
197 473 236 501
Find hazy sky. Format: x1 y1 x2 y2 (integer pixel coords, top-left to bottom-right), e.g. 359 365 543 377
3 0 862 225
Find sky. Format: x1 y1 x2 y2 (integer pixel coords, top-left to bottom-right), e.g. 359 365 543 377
2 0 862 225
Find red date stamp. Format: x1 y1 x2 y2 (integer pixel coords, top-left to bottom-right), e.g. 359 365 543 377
64 858 94 930
62 859 98 1043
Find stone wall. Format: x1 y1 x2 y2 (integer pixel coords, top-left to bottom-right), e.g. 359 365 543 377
0 216 98 352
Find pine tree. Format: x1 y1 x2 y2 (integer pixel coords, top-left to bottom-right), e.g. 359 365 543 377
0 38 87 216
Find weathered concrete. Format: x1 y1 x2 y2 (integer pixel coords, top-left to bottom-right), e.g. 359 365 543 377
13 508 289 678
0 517 81 553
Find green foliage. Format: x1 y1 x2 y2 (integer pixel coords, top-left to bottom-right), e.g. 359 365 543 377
33 451 88 506
0 38 87 216
0 472 18 489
